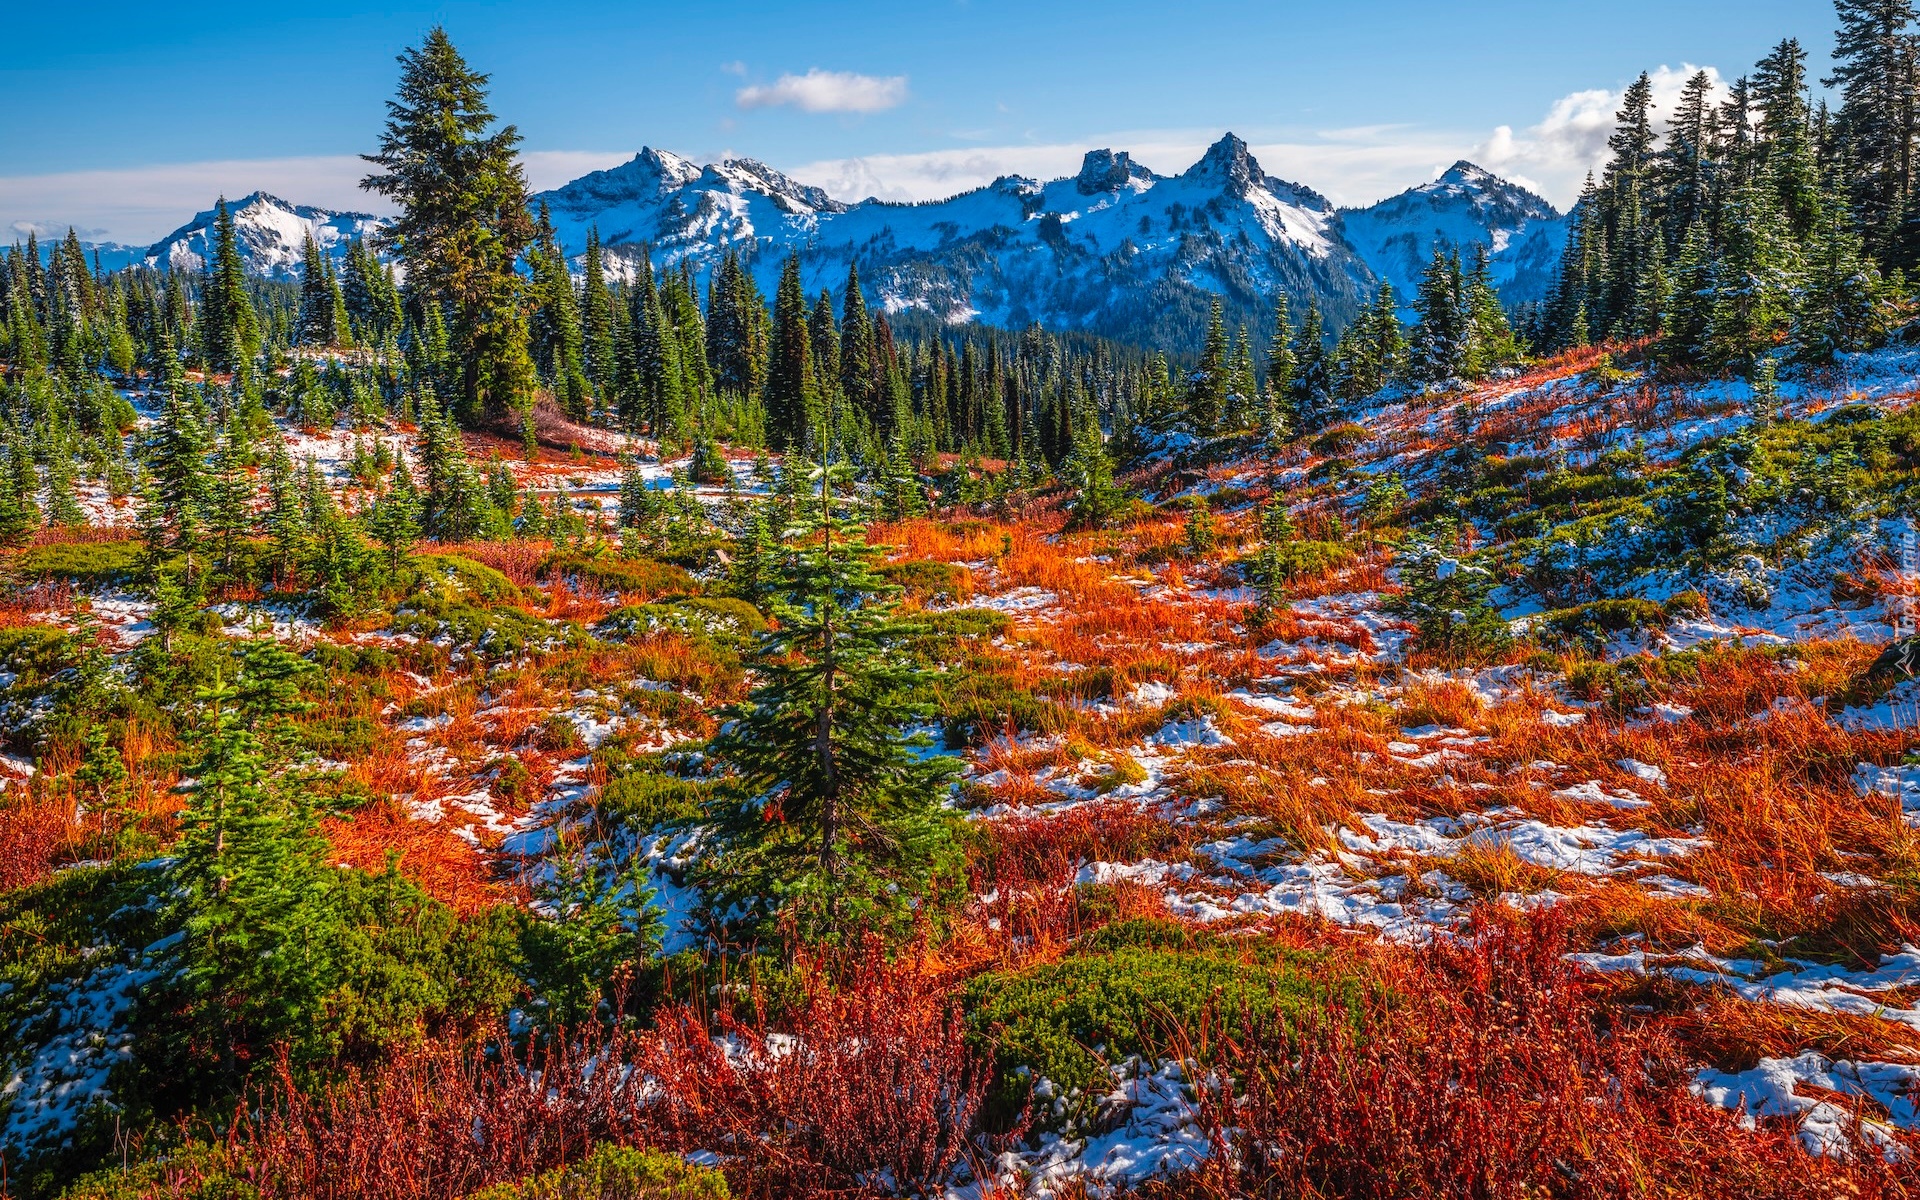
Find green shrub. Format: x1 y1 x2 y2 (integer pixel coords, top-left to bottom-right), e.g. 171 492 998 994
55 1142 255 1200
962 925 1340 1127
313 868 523 1059
296 713 379 760
905 608 1011 663
1663 590 1710 619
308 642 400 680
411 554 523 606
1534 598 1669 653
933 667 1071 747
0 624 76 681
595 598 765 646
394 603 575 660
598 770 716 833
463 1144 729 1200
11 541 145 588
1240 539 1354 584
1309 423 1370 457
879 559 971 604
543 553 696 602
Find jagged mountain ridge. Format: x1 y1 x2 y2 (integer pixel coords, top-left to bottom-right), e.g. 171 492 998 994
533 134 1566 351
126 139 1568 351
536 134 1382 351
1338 161 1569 314
139 191 389 281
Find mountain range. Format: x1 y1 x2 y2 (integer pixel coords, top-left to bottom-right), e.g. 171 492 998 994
115 134 1569 353
139 192 389 280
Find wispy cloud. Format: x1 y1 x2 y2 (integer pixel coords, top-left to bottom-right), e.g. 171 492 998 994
0 150 637 245
1474 64 1724 199
0 156 384 245
736 69 908 114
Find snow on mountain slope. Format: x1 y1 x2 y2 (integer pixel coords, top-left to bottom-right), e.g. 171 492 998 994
121 147 1568 352
141 192 390 281
534 133 1381 352
1340 162 1568 314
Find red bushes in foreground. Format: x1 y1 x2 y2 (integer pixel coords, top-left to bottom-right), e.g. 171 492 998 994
1175 910 1916 1200
121 949 986 1200
633 952 989 1197
85 913 1920 1199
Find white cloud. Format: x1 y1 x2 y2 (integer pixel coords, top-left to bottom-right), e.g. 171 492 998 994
0 150 642 245
0 156 386 246
736 69 908 114
1474 64 1725 200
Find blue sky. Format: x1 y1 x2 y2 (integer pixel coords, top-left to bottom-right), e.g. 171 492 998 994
1 0 1842 242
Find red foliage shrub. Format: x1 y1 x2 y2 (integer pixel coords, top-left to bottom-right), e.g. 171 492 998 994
631 949 989 1198
0 790 77 892
220 1036 623 1200
1174 909 1917 1200
139 948 985 1200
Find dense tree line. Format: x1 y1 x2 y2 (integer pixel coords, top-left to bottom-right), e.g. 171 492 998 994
1531 3 1920 372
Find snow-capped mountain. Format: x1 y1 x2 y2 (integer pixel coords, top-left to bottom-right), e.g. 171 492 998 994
141 192 390 281
1340 162 1567 314
118 146 1568 351
534 134 1382 351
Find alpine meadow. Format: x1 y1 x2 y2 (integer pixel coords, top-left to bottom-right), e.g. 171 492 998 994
8 3 1920 1197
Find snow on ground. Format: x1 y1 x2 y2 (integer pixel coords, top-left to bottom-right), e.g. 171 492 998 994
2 954 162 1153
979 1059 1212 1199
1695 1054 1920 1155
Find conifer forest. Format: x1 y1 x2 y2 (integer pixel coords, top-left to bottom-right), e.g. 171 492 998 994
4 5 1920 1197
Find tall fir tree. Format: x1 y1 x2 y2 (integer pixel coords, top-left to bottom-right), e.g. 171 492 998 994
201 200 261 374
361 28 536 425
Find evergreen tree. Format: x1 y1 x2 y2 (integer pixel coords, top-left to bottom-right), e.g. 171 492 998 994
763 256 815 449
296 234 337 346
44 444 84 529
699 462 961 943
518 837 661 1028
1655 70 1723 243
1290 302 1333 429
581 228 619 408
1661 221 1719 367
361 28 536 425
1263 294 1296 441
0 443 40 547
1411 249 1470 383
75 723 129 831
528 207 587 418
1706 177 1802 371
1187 298 1230 433
201 200 261 374
207 414 254 575
1827 0 1920 258
173 670 332 1075
146 385 212 579
1792 188 1889 363
367 458 422 576
262 445 306 584
1753 38 1824 240
1387 518 1511 662
728 498 781 602
839 264 880 426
